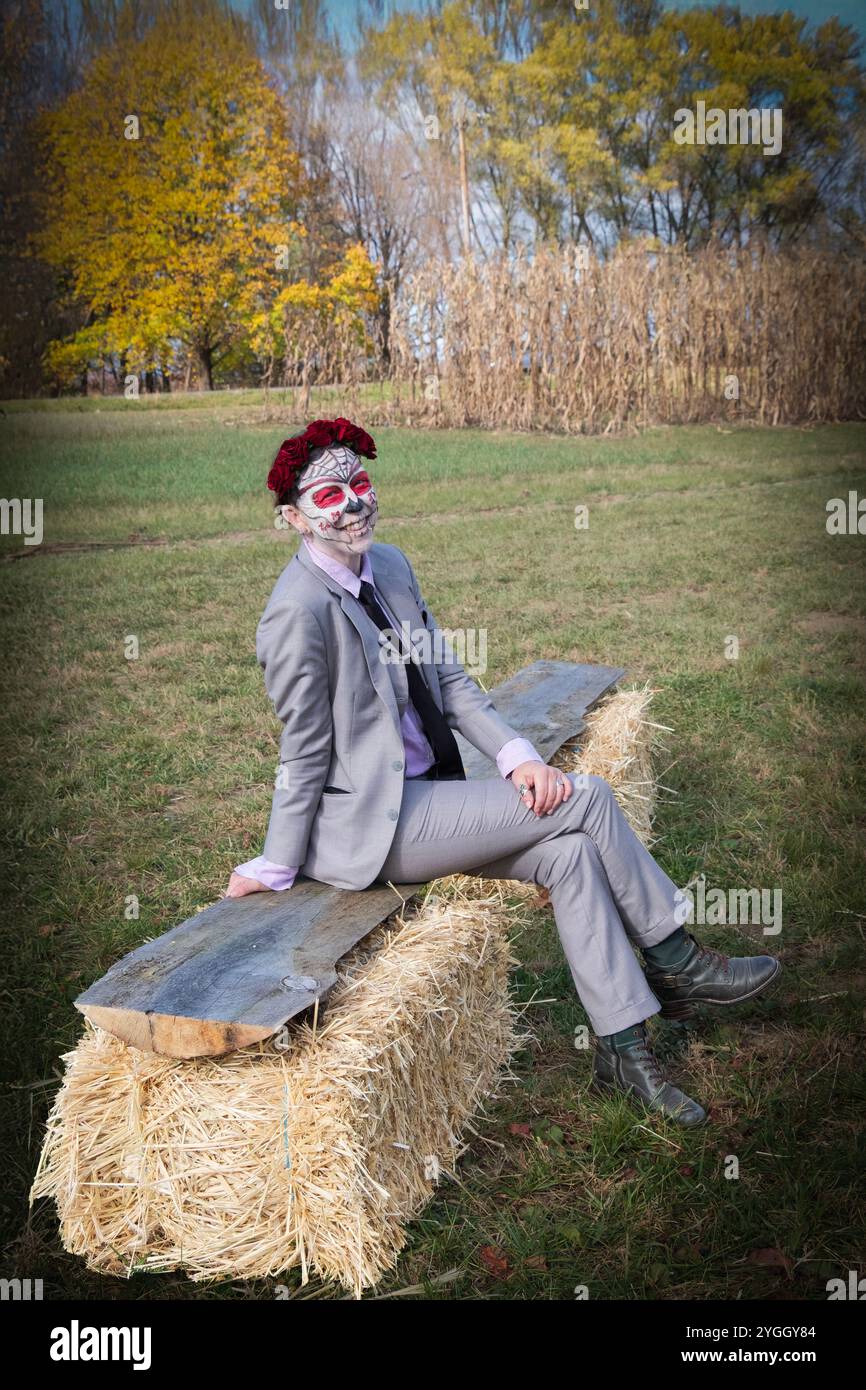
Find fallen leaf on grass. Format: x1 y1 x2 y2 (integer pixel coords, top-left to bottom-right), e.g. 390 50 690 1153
747 1247 794 1277
528 889 551 910
480 1245 511 1279
558 1224 586 1247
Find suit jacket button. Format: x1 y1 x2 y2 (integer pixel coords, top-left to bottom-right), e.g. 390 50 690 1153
392 759 404 771
388 809 399 821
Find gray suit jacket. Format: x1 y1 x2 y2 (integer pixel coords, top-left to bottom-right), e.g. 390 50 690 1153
256 540 522 889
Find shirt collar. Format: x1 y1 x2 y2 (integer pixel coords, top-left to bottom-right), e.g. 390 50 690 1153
303 534 373 597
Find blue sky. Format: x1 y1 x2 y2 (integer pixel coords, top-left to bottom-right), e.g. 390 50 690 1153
663 0 864 34
317 0 865 44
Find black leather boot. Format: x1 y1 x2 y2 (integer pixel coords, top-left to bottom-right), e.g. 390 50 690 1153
592 1024 707 1128
645 932 781 1021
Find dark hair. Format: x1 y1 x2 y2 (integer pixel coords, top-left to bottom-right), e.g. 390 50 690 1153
273 445 334 509
273 483 299 509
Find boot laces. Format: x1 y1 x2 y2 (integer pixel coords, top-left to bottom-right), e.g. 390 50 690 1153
693 937 730 973
631 1037 665 1088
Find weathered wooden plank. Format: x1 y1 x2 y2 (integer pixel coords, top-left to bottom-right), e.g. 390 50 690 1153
78 879 419 1057
76 659 624 1058
454 660 626 778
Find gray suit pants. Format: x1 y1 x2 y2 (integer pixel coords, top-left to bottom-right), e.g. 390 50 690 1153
378 772 680 1036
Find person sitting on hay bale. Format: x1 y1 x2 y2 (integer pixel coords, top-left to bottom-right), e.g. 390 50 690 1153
225 418 780 1129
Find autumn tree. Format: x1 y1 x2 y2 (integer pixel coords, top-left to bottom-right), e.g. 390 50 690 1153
37 1 309 389
0 0 122 396
358 0 866 254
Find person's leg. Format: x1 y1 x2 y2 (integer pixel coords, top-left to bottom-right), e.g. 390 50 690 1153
379 776 706 1126
552 773 683 949
379 774 664 1037
472 831 660 1037
383 771 684 946
554 775 780 1008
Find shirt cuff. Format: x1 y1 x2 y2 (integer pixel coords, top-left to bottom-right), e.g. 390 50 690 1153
234 855 298 891
496 736 544 780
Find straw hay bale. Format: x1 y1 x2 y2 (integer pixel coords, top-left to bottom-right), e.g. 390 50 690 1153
31 683 664 1293
31 896 527 1294
561 682 668 846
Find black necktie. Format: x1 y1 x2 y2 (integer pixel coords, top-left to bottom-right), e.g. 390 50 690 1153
357 579 465 781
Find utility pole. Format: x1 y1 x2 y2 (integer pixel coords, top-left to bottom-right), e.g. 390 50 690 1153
452 92 473 256
457 114 471 255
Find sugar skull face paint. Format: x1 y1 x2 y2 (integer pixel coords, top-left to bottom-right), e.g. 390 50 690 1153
293 445 378 550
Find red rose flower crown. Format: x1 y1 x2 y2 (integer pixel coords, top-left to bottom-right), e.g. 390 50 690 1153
267 418 377 501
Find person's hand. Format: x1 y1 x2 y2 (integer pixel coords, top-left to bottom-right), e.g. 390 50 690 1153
224 871 269 898
510 761 573 817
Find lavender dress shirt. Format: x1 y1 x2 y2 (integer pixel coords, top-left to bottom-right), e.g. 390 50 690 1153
234 537 542 890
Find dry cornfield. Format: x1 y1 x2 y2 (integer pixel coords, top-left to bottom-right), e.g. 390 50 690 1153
277 241 866 433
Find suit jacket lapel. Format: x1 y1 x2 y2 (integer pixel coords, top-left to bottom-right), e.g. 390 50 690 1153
295 541 406 734
371 547 444 711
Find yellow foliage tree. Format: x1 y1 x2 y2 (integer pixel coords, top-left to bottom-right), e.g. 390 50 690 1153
249 242 381 385
38 5 307 388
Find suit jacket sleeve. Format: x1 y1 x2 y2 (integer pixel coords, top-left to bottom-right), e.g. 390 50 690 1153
398 547 527 765
256 599 333 868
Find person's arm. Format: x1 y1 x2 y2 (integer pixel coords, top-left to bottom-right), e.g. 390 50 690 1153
497 735 570 815
226 855 298 898
258 599 333 863
224 599 332 895
496 737 543 780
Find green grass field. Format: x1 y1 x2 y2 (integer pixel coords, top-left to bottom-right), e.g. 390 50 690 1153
1 400 865 1300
